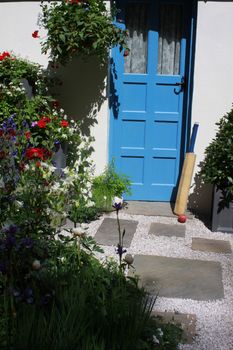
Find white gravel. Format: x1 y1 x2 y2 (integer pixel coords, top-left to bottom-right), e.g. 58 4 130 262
87 211 233 350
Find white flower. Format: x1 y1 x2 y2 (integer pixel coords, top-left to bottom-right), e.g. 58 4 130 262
72 227 85 237
152 335 160 344
157 328 163 337
15 201 23 208
51 182 61 191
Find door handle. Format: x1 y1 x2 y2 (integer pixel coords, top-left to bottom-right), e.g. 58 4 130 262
174 76 185 94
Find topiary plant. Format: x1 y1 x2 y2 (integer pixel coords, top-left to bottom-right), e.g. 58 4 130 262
200 106 233 194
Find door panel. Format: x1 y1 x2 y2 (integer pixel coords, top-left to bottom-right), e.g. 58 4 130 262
110 0 193 201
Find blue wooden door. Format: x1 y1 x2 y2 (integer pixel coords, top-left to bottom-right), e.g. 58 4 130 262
109 0 195 201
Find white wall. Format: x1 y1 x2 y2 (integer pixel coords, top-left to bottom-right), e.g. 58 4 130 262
0 1 109 175
0 2 48 66
190 1 233 216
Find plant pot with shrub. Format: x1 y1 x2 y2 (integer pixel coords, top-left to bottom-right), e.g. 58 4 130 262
92 161 131 212
200 106 233 233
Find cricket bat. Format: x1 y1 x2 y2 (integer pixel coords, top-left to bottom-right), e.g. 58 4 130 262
174 123 199 216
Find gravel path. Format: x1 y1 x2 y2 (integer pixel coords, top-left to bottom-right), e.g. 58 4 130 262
87 212 233 350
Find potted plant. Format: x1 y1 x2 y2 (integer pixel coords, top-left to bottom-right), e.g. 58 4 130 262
92 161 131 212
39 0 128 65
200 106 233 233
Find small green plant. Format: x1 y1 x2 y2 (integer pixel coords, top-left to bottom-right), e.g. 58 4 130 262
39 0 128 65
200 106 233 194
92 161 131 211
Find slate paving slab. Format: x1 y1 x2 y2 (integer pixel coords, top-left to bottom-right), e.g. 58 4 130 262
132 255 224 300
149 222 186 238
192 237 232 254
94 218 138 247
152 311 197 344
123 201 194 218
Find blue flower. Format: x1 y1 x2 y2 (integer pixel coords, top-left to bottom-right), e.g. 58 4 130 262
41 292 53 306
20 237 34 249
112 196 124 210
23 288 34 304
0 260 7 274
5 233 16 250
116 244 127 256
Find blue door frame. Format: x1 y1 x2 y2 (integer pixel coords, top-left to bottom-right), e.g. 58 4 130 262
109 0 197 202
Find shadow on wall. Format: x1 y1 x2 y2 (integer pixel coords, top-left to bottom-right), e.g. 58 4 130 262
188 162 213 224
48 57 108 136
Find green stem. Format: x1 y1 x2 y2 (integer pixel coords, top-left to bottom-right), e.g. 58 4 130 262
116 209 122 266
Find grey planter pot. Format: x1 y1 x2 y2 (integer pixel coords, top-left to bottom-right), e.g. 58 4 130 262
212 187 233 233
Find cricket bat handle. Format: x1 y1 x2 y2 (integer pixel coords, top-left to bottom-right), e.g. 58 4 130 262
174 153 196 216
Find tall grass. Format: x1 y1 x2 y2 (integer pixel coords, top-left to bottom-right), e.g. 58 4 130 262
12 259 162 350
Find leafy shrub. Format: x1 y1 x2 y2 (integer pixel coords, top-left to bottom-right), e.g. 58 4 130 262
92 161 131 211
0 53 93 349
200 107 233 194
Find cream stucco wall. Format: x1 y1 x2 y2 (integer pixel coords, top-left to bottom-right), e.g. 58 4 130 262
1 1 233 213
190 1 233 216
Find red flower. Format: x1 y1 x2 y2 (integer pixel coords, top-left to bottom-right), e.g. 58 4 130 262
32 30 39 39
60 120 69 128
0 51 10 61
8 128 16 137
25 131 31 140
123 50 130 57
52 100 60 109
36 161 41 168
37 120 46 128
26 147 52 161
26 148 44 160
19 162 25 172
37 117 51 128
0 130 3 137
42 149 52 160
0 151 6 159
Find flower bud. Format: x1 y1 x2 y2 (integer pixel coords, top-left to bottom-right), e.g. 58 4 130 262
32 260 41 270
124 254 134 265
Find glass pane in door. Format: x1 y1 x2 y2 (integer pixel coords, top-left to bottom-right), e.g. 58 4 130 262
157 4 183 75
124 3 149 74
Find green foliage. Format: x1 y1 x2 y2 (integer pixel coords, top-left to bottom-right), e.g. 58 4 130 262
200 106 233 194
69 200 99 224
0 52 52 123
92 161 131 211
10 251 182 350
40 0 128 65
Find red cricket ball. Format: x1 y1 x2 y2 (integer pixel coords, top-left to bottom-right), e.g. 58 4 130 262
178 215 187 223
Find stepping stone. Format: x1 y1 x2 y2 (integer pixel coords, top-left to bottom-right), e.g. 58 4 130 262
95 218 138 247
152 311 197 344
192 237 232 254
132 255 224 300
149 222 185 238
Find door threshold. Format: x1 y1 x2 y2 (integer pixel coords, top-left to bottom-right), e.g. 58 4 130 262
123 201 193 218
